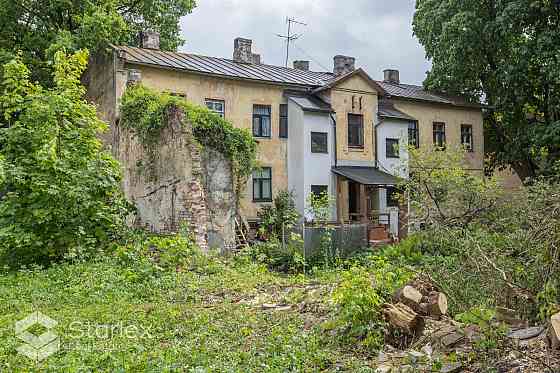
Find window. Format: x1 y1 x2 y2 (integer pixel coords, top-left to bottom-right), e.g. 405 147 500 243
461 124 474 152
311 132 328 153
408 121 419 148
253 168 272 202
348 114 364 148
279 104 288 138
311 185 328 197
205 99 225 118
386 186 400 207
386 138 400 158
433 122 446 149
253 105 271 138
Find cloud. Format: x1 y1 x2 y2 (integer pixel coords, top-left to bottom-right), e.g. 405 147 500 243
179 0 431 84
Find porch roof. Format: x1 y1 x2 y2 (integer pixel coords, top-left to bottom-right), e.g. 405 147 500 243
332 166 400 186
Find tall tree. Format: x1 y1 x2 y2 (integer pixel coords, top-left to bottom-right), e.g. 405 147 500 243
0 0 196 84
413 0 560 180
0 50 131 266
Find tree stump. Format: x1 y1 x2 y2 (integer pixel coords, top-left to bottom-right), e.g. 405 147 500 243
394 285 423 312
382 302 425 336
427 292 448 317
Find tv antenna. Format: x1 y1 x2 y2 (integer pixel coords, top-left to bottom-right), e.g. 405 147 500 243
276 17 307 67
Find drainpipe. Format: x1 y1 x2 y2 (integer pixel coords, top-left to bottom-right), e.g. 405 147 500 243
330 112 337 167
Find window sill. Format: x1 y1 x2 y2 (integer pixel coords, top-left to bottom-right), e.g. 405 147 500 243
386 156 400 159
253 200 273 203
311 151 329 154
348 146 365 152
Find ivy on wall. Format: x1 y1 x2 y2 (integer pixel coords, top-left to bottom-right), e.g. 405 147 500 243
119 84 258 204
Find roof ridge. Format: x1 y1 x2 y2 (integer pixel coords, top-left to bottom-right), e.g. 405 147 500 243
118 45 332 76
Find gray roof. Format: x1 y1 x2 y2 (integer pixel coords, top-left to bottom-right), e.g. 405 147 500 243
332 167 399 186
376 80 484 108
117 46 332 87
115 45 482 108
287 95 333 113
378 100 416 121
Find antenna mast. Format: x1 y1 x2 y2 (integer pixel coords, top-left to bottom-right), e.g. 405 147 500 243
276 17 307 67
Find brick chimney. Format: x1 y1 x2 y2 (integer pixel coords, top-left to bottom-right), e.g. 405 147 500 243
233 38 254 64
140 31 160 50
333 55 355 75
293 60 310 71
383 69 400 84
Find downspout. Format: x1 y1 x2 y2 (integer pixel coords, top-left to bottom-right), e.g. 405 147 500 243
330 112 337 167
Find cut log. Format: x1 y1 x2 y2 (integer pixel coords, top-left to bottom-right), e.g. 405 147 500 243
427 292 448 317
549 312 560 349
394 285 424 312
382 302 425 336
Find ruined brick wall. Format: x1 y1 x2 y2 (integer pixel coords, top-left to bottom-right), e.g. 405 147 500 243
116 104 236 252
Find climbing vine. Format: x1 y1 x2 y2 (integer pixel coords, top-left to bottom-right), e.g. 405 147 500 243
119 84 257 205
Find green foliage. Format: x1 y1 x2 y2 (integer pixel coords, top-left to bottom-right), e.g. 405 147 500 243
119 85 257 190
0 0 197 85
0 51 131 267
378 235 425 266
257 190 300 240
413 0 560 179
306 190 336 225
331 258 412 351
244 235 306 274
332 266 385 350
402 145 504 228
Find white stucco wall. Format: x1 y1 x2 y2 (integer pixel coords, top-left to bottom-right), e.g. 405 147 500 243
376 118 412 236
302 111 336 221
287 101 306 215
287 100 336 221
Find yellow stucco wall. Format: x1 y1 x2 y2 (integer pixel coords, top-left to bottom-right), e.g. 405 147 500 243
126 65 290 218
392 100 485 171
327 75 379 163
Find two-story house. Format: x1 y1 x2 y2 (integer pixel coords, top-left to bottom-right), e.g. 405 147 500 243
87 32 484 239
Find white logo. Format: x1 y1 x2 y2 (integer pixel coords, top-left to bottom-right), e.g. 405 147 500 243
15 311 59 362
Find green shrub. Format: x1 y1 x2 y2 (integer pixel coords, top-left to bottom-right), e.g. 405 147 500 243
331 266 385 350
257 190 300 240
378 235 425 265
244 235 305 274
114 232 217 276
330 260 412 351
0 51 131 267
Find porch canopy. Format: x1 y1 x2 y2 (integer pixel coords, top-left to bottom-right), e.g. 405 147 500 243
332 166 399 186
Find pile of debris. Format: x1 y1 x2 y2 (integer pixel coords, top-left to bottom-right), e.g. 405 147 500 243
377 278 560 372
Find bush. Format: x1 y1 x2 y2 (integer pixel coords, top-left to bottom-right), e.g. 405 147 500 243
0 51 130 267
330 259 412 351
244 235 306 274
257 190 300 240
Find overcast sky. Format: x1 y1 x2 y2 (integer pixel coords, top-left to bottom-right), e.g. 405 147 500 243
179 0 431 85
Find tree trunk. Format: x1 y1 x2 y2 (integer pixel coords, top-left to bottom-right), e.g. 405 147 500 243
382 302 425 336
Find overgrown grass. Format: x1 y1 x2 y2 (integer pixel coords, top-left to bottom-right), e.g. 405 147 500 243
0 243 390 372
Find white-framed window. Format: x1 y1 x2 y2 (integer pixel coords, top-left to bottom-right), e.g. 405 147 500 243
205 99 225 118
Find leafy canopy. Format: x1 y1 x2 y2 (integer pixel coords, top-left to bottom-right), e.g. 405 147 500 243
413 0 560 180
0 50 131 266
0 0 196 84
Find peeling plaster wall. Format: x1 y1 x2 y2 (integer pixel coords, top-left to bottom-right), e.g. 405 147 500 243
116 104 236 251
